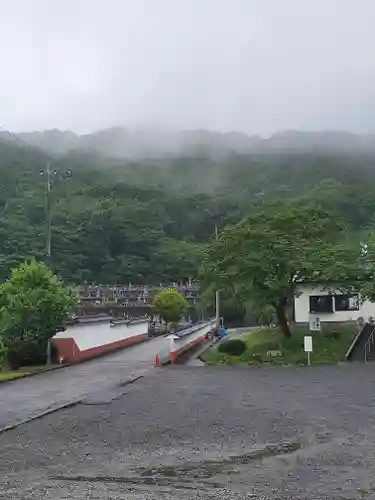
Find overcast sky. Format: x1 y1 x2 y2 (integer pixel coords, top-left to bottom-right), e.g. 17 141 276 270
1 0 375 135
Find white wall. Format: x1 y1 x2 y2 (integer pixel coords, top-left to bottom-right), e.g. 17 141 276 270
53 319 149 351
294 284 375 323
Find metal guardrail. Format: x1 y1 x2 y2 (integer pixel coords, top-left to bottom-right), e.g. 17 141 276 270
156 319 216 365
364 325 375 363
345 326 364 360
170 319 216 339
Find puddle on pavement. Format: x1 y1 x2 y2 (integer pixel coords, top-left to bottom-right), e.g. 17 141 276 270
136 440 301 479
228 441 301 463
53 440 302 491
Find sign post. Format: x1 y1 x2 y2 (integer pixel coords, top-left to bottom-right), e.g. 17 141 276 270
304 336 313 366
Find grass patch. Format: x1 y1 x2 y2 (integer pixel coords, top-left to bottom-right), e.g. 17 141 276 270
0 364 59 383
0 371 31 382
202 323 359 366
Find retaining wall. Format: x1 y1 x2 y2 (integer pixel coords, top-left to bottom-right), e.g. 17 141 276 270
52 317 150 363
167 319 216 363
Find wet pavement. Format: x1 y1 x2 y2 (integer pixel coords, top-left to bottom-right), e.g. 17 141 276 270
2 364 375 498
0 335 168 431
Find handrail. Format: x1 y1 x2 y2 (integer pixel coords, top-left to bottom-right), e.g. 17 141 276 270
167 318 216 339
345 326 364 360
364 325 375 363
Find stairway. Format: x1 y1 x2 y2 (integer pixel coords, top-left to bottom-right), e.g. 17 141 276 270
347 323 375 361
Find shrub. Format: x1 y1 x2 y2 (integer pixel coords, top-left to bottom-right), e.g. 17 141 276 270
152 289 188 325
218 339 247 356
7 339 47 369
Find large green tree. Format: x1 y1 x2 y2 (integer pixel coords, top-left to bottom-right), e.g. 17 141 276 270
202 203 359 337
0 259 75 368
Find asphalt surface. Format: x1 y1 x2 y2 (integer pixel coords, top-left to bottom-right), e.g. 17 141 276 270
0 335 168 431
2 363 375 499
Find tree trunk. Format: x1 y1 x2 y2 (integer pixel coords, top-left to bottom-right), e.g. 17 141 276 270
275 298 291 338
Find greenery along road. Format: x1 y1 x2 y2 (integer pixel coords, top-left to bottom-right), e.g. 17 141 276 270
3 132 375 287
203 324 359 365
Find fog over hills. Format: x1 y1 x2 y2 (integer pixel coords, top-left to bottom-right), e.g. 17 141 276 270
3 128 375 160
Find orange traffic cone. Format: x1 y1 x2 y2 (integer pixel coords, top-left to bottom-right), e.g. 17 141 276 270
155 353 160 368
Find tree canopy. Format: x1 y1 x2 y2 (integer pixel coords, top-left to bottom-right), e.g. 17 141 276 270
1 138 375 287
0 259 75 367
152 289 189 325
202 203 360 337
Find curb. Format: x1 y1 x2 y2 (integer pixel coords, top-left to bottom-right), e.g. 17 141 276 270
0 375 144 435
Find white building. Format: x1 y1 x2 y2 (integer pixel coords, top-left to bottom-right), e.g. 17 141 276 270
294 283 375 323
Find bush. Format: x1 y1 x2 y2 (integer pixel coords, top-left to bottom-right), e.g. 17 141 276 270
6 338 58 369
218 339 247 356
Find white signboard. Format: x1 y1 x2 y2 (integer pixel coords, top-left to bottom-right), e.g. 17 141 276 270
304 336 313 353
304 335 313 366
309 315 321 332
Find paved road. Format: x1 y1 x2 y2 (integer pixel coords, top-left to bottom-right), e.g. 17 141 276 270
2 364 375 499
0 336 168 431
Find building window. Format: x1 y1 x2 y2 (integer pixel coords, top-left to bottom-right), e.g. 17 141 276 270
309 295 333 313
334 295 359 311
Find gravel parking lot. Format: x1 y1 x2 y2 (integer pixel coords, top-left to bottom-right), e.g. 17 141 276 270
1 364 375 499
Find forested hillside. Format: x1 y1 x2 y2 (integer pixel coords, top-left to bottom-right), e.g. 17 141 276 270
1 130 375 284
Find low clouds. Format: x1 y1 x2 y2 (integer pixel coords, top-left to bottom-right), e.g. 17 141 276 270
1 0 375 135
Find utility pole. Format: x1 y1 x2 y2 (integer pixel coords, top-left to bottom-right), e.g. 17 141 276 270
42 165 72 259
215 222 221 329
45 162 52 258
45 163 52 365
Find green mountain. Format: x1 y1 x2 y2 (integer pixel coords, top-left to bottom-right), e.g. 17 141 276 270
1 129 375 284
7 127 375 159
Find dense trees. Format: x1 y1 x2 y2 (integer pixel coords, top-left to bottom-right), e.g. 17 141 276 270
2 138 375 287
